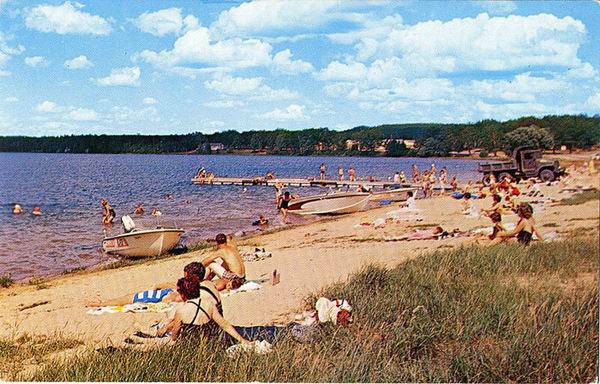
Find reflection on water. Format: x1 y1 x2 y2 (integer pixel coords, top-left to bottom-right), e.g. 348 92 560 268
0 153 479 280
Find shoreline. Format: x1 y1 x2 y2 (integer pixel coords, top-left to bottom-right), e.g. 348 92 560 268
0 173 598 337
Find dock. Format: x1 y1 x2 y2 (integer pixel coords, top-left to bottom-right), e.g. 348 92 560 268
191 176 416 189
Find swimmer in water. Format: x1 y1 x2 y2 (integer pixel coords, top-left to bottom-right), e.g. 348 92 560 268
134 203 144 215
151 207 162 216
32 207 42 216
13 204 23 214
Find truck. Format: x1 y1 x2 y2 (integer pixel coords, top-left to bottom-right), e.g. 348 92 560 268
478 146 565 184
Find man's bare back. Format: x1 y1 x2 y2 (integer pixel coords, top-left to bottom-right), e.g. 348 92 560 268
211 243 245 277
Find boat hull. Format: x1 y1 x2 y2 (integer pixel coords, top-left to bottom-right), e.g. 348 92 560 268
288 193 371 215
370 187 415 202
102 229 184 257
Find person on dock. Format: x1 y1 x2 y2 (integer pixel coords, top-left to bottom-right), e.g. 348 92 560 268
265 171 275 180
393 172 400 183
278 191 296 223
399 171 407 184
348 166 356 182
412 164 420 183
202 233 246 291
319 163 325 180
101 199 115 225
12 204 23 214
338 166 344 181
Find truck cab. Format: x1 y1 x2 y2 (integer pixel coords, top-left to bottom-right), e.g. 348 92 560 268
478 146 564 184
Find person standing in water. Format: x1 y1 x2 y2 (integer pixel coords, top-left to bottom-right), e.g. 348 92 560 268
101 199 115 225
277 191 296 224
412 164 420 183
338 166 344 182
319 163 326 181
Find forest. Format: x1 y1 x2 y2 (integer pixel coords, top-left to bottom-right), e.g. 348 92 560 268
0 114 598 157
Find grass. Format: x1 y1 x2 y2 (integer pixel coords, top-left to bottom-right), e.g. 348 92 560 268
16 237 600 382
558 189 600 206
0 275 14 288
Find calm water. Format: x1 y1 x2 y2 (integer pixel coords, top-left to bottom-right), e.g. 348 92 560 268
0 153 480 280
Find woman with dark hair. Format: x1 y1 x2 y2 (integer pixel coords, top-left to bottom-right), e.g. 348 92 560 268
157 274 251 345
277 191 296 223
493 203 543 246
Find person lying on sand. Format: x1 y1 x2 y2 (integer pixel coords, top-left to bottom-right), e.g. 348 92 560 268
386 226 444 241
202 233 246 291
85 262 205 307
491 203 543 246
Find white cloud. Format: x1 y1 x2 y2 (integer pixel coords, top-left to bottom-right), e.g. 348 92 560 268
565 62 598 79
272 49 314 74
96 66 140 86
24 55 48 67
0 69 10 76
210 0 341 38
4 96 18 102
66 107 98 121
340 13 587 73
135 8 183 37
137 27 272 74
585 93 600 109
474 1 517 15
317 61 368 82
64 55 92 69
202 99 245 108
108 106 160 125
204 75 299 100
34 100 61 112
142 97 158 105
260 104 307 121
468 73 567 102
24 1 112 35
0 32 25 71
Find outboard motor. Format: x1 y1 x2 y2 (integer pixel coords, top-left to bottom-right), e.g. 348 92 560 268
121 215 136 233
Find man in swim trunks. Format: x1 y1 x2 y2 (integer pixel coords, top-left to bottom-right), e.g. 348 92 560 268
202 233 246 291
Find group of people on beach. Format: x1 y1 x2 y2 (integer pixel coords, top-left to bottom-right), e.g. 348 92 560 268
410 163 457 198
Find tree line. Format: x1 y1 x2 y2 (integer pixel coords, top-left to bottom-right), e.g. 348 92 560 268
0 114 598 157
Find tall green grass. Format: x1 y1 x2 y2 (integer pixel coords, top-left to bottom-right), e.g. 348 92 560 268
22 237 599 382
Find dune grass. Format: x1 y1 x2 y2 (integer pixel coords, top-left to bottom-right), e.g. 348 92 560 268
18 237 600 382
0 275 14 288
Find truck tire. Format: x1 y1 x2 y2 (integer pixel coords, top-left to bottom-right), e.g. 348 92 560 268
539 169 555 182
498 172 513 182
482 174 494 186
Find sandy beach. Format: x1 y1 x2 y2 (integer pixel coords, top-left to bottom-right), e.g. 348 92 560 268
0 169 598 368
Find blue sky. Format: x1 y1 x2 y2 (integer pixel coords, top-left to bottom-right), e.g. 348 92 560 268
0 0 599 136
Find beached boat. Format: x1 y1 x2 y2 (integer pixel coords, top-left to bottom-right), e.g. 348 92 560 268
287 192 371 215
369 187 416 202
102 216 184 257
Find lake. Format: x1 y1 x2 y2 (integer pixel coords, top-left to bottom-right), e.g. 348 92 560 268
0 153 481 280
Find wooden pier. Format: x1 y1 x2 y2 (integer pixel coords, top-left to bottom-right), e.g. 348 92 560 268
191 176 417 189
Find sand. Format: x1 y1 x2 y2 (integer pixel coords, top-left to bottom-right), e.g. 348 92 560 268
0 170 597 352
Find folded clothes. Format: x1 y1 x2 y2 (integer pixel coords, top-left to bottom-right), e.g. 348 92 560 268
226 340 272 357
221 281 262 298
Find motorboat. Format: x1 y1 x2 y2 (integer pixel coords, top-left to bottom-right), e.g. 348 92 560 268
369 187 416 202
287 192 371 215
102 216 184 258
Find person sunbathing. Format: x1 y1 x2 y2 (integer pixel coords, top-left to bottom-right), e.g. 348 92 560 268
386 226 444 241
491 203 543 246
85 262 205 307
156 274 251 345
202 233 246 291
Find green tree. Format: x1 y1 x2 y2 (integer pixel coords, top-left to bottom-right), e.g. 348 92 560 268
503 126 554 152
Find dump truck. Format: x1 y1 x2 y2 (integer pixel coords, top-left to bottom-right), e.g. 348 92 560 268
478 146 565 184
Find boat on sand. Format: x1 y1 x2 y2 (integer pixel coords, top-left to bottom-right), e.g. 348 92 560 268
369 187 416 202
288 192 371 215
102 216 184 258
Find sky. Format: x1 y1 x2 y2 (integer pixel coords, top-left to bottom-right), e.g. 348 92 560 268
0 0 599 137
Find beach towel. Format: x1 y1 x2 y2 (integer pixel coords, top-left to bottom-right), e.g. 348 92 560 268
87 302 172 315
221 281 262 298
133 288 173 303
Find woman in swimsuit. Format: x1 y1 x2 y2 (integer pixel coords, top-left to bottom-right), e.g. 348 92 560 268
277 191 295 223
157 277 251 345
481 194 503 217
492 203 543 246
